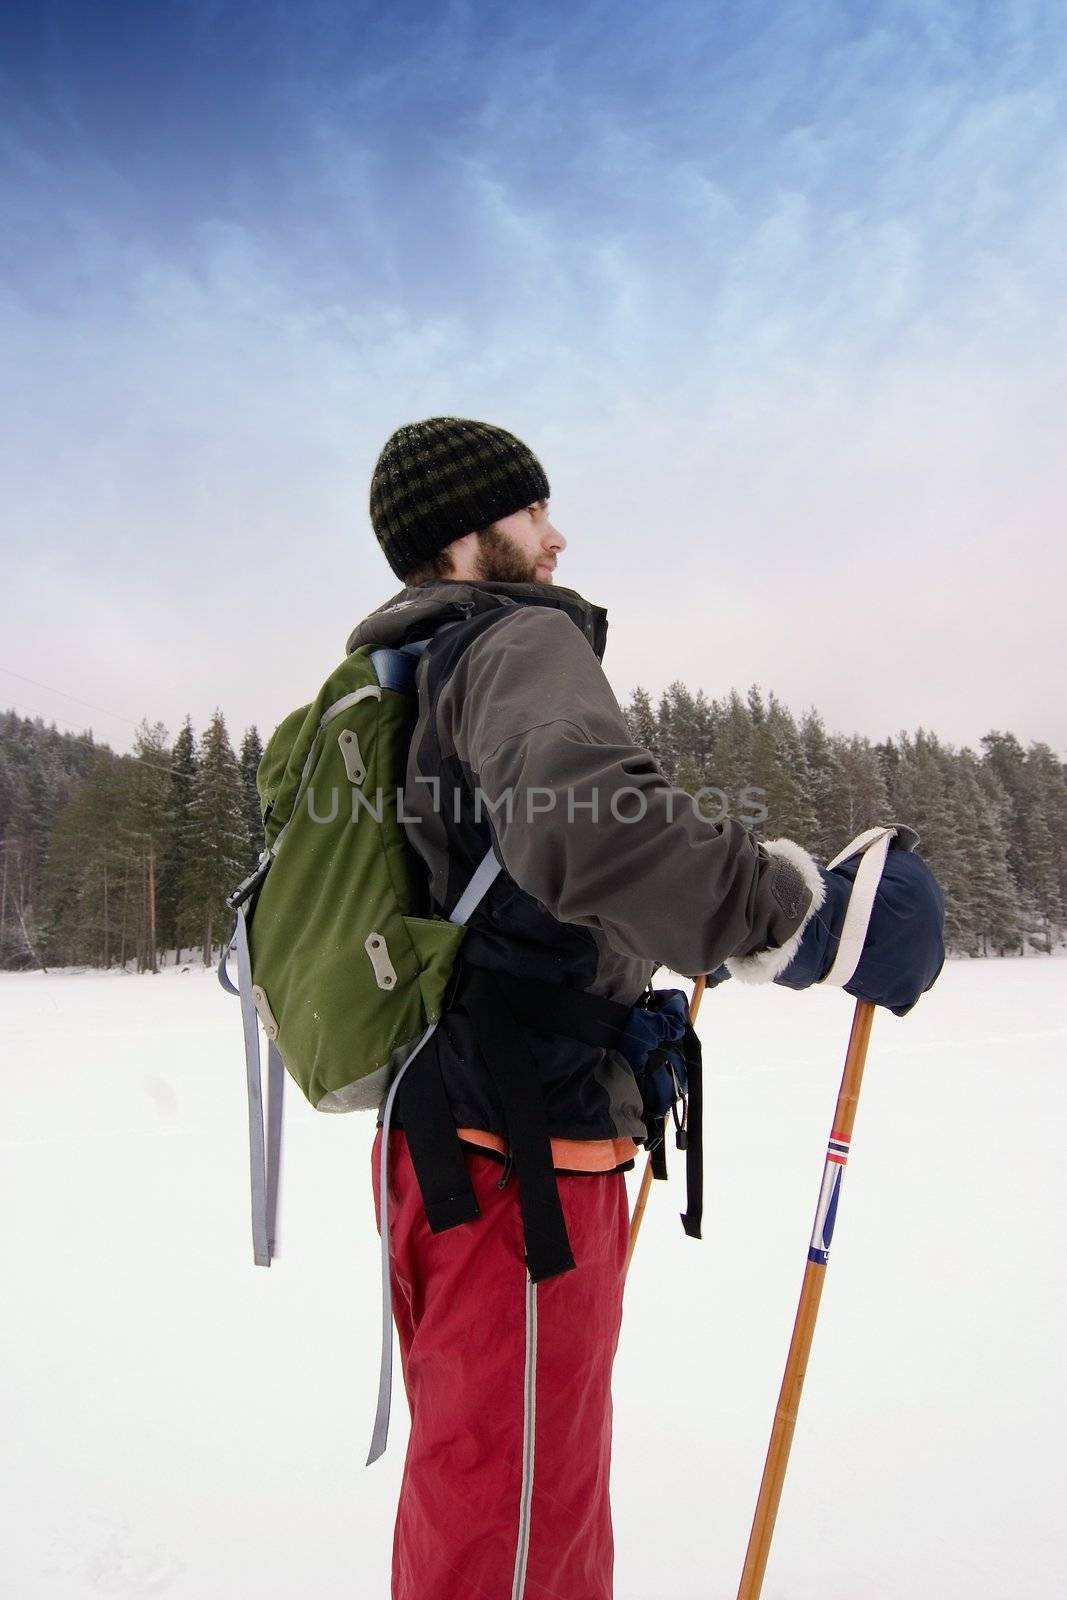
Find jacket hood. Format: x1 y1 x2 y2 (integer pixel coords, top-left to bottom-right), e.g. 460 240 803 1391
346 581 609 661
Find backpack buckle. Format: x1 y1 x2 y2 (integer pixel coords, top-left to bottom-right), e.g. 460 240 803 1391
226 855 271 912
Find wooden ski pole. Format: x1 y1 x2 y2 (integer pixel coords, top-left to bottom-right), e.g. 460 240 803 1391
625 974 706 1275
736 997 876 1600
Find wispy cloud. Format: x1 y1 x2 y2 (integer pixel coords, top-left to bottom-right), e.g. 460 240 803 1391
1 0 1065 753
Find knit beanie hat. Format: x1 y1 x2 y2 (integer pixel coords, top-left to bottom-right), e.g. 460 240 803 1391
369 416 550 579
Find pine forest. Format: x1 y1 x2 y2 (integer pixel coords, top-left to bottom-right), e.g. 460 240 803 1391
1 684 1064 972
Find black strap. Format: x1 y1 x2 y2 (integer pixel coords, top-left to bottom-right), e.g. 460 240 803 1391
456 967 576 1283
648 1114 669 1181
398 1050 481 1233
399 961 703 1266
488 969 633 1051
467 962 704 1246
679 1023 703 1240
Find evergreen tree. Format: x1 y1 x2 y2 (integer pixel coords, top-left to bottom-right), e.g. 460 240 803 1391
800 710 845 861
183 711 251 965
707 690 755 820
831 735 891 843
40 751 133 967
886 732 977 953
660 682 713 791
0 747 16 842
15 754 57 929
158 718 198 960
960 752 1022 955
239 725 265 867
981 733 1067 953
123 722 173 973
980 732 1030 896
655 691 678 782
624 688 661 765
749 692 816 845
0 711 99 968
1018 744 1066 953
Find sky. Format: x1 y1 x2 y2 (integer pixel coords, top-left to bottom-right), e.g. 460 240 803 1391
2 0 1065 759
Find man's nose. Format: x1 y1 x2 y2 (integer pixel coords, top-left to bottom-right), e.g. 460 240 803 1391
546 521 566 552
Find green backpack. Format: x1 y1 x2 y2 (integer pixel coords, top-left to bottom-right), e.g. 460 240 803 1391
219 640 498 1269
220 637 701 1464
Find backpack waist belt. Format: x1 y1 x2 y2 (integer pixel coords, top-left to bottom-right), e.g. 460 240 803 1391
397 961 703 1285
483 966 704 1241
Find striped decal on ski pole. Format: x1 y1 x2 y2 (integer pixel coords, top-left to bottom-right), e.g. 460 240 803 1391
807 1131 850 1266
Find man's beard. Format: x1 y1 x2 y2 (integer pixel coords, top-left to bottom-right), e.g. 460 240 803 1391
472 524 546 584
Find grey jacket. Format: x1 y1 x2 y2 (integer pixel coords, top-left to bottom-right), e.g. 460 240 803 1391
347 579 813 1143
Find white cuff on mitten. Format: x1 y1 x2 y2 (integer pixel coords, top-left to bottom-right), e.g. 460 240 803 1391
725 838 825 985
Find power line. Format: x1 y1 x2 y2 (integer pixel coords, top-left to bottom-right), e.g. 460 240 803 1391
1 666 259 783
0 665 142 731
0 672 194 781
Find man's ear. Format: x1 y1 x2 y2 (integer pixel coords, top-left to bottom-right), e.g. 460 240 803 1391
446 529 481 581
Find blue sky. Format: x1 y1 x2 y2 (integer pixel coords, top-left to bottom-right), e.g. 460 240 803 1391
2 0 1065 756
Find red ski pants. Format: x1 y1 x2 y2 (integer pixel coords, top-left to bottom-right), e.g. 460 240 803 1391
371 1128 629 1600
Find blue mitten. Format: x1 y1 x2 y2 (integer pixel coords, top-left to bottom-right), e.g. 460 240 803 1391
775 847 945 1015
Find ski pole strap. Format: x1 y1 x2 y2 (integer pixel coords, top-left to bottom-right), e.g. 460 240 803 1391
820 825 901 991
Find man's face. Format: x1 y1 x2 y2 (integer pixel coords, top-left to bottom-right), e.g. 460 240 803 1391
472 500 566 584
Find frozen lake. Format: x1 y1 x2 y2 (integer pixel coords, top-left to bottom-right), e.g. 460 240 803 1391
2 954 1063 1598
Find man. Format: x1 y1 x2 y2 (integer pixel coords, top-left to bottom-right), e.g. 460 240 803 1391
351 416 944 1600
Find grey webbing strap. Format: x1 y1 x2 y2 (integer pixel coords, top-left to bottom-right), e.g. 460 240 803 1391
235 906 272 1267
451 847 502 924
367 844 502 1467
366 1020 439 1466
265 1039 284 1258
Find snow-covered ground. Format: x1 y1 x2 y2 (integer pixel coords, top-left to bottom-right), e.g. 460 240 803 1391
2 957 1063 1599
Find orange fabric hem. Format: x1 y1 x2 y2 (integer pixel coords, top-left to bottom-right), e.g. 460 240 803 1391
456 1126 638 1173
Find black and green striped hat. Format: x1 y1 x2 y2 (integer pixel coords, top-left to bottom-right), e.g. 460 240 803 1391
369 416 550 579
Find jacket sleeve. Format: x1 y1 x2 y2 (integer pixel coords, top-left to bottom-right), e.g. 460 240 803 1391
437 606 824 976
